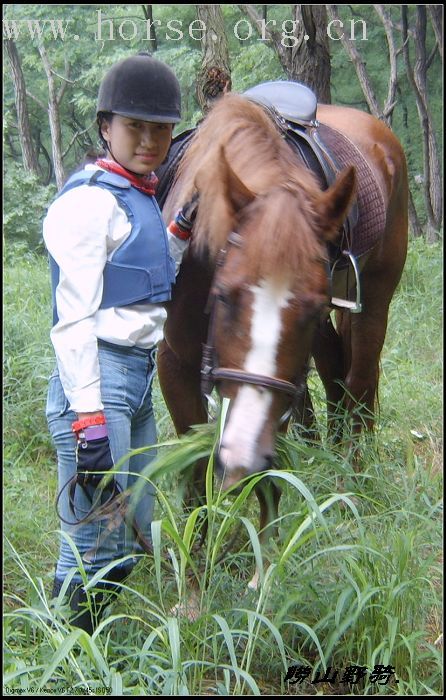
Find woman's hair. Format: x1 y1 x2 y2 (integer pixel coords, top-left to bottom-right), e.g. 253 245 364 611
81 148 105 166
79 112 113 166
97 111 114 151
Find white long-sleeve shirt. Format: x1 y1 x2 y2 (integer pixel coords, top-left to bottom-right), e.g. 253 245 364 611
43 164 188 413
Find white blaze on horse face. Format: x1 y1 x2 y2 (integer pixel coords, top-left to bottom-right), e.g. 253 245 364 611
219 278 293 477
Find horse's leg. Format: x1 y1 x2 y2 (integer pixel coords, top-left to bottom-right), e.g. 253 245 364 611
313 290 392 464
157 338 207 434
340 264 404 455
248 479 282 591
292 383 320 442
312 313 349 442
342 159 408 434
157 338 208 508
343 306 386 434
157 338 208 621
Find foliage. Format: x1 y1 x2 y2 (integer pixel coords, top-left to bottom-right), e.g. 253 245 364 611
3 239 443 694
3 163 57 252
330 5 443 232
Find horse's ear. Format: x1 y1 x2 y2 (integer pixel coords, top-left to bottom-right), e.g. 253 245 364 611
219 146 256 213
316 166 356 241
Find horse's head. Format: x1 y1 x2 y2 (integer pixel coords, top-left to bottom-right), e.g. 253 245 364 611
166 94 356 488
198 148 356 489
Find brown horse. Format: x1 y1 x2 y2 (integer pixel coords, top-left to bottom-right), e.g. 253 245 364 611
158 92 408 555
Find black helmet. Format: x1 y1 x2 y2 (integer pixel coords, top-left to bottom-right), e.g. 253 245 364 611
97 53 181 124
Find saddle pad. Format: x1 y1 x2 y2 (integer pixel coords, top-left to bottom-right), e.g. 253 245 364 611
315 123 386 261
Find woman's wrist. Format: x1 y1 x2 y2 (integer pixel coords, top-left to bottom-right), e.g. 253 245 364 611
76 410 105 420
72 412 106 435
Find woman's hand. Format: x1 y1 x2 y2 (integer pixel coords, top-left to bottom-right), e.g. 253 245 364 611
76 430 114 488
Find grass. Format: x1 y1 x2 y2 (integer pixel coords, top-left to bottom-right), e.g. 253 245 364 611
3 237 443 695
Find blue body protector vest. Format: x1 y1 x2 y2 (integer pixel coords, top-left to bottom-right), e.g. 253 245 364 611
50 169 176 324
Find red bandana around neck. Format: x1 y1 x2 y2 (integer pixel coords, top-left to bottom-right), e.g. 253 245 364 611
95 159 158 196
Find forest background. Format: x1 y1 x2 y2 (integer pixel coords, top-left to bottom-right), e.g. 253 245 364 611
3 4 444 249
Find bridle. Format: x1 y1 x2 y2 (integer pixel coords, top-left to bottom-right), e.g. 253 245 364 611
200 231 308 420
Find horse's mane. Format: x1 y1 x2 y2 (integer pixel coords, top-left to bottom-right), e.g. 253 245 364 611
165 93 326 284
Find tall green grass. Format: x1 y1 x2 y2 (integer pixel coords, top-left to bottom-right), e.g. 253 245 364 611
3 239 443 695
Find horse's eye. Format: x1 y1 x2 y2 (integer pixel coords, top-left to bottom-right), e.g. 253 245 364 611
218 292 234 313
217 288 239 323
217 284 235 305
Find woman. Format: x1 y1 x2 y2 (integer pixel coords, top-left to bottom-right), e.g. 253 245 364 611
44 53 195 633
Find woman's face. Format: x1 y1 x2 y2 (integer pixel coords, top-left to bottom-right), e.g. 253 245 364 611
101 115 173 174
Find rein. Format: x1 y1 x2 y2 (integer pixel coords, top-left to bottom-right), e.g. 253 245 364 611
201 231 308 418
55 473 172 565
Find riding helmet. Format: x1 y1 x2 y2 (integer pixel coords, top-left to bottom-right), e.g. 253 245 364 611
97 52 181 123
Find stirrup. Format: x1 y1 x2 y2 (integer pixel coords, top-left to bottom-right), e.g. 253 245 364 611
330 250 362 313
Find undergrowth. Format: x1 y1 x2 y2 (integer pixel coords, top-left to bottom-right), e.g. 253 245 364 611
3 239 443 695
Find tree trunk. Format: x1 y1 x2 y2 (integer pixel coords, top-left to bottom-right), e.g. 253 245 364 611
289 5 331 102
238 4 331 102
402 6 442 241
38 44 66 190
142 5 157 52
4 39 40 175
373 5 399 125
408 191 424 238
325 6 442 240
326 5 386 121
196 5 231 113
397 88 423 237
427 5 443 65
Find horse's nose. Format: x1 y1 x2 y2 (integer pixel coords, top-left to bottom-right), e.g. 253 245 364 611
215 451 245 488
215 450 274 490
214 451 225 478
263 454 274 471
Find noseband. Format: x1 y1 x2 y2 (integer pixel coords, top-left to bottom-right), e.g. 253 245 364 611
201 232 308 416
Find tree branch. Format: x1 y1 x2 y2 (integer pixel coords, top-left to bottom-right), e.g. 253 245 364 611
326 5 384 120
237 4 291 71
401 6 439 234
373 5 399 124
25 91 46 112
426 41 438 70
62 119 97 159
427 5 443 64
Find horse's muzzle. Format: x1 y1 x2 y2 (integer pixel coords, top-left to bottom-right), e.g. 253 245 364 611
215 451 274 490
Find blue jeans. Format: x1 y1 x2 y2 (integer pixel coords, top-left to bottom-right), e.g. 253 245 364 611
46 340 157 583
